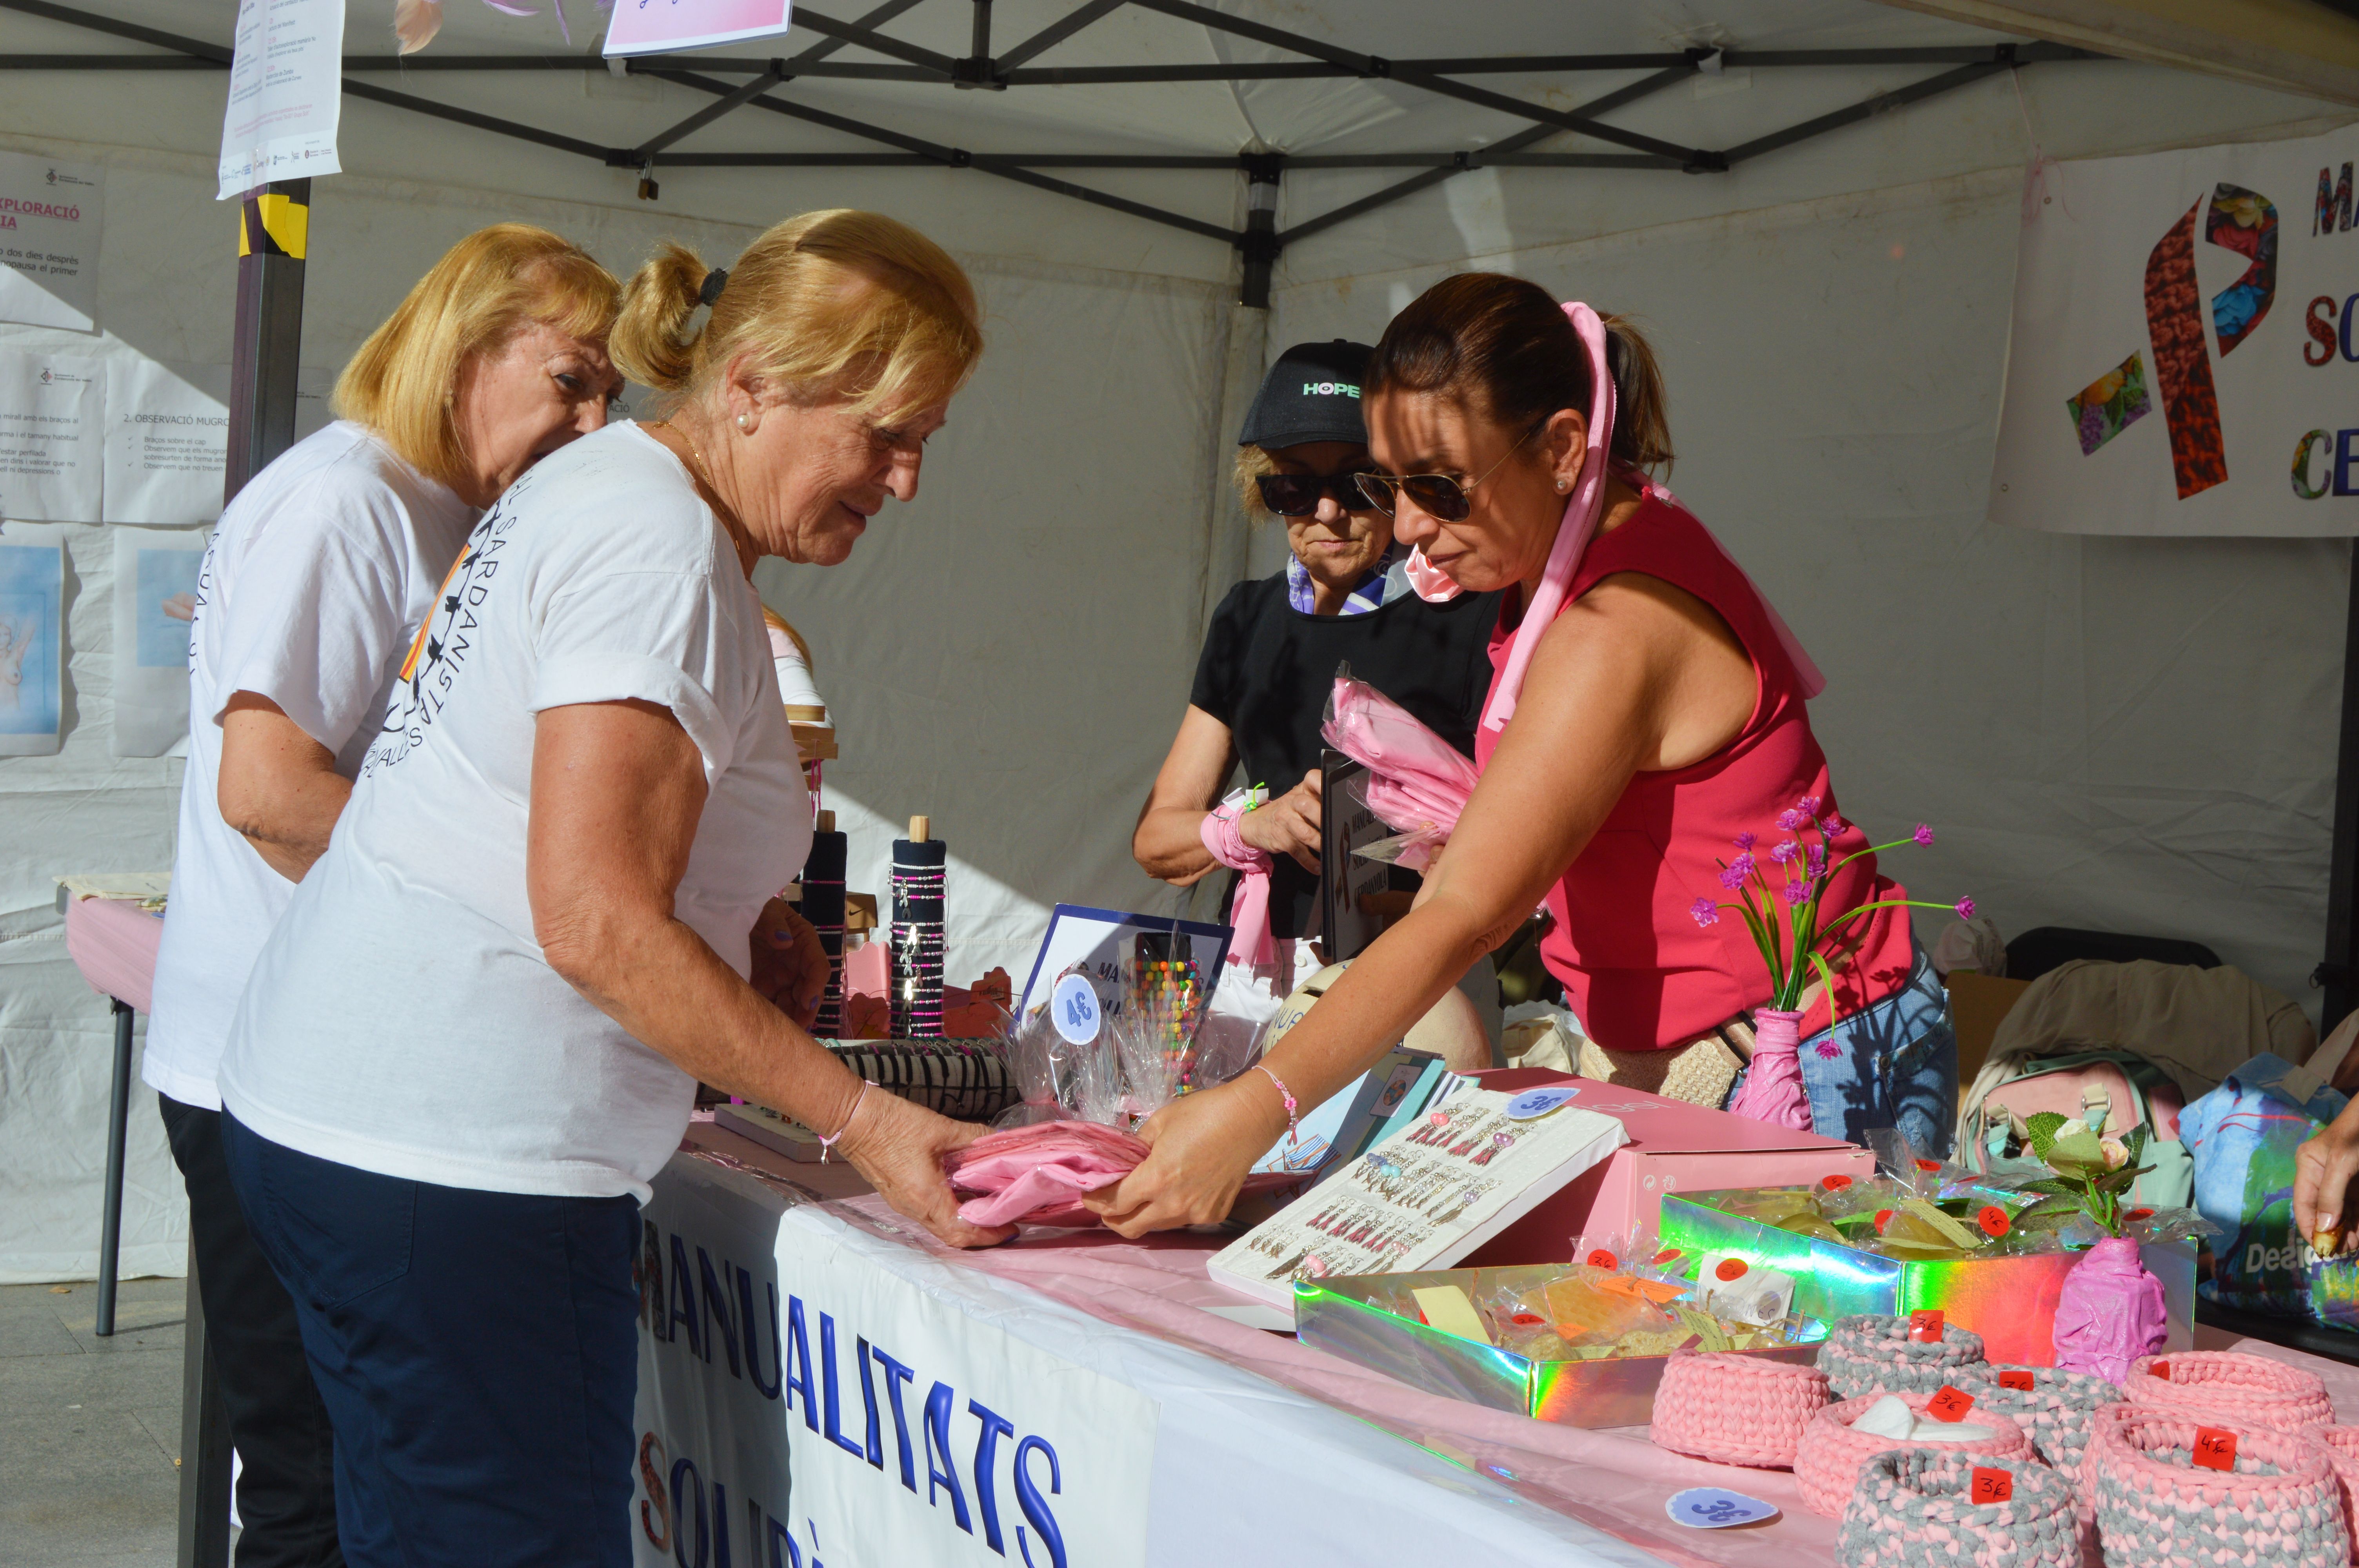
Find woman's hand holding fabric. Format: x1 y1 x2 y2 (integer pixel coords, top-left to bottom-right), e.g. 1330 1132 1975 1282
1081 1077 1284 1236
748 897 829 1029
1237 768 1324 874
838 1090 1016 1250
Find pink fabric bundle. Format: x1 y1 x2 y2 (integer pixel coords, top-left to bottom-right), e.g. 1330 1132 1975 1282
1648 1349 1830 1468
942 1120 1149 1228
1793 1391 2030 1519
2123 1350 2335 1433
2086 1405 2346 1568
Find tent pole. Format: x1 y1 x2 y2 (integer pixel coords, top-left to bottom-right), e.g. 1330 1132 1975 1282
1239 159 1280 309
2321 537 2359 1033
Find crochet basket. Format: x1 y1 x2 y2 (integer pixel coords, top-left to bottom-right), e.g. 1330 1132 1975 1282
1836 1450 2080 1568
2321 1426 2359 1564
1794 1390 2031 1519
1649 1350 1832 1469
2088 1405 2345 1568
1820 1314 1988 1401
2121 1351 2336 1434
1954 1365 2124 1478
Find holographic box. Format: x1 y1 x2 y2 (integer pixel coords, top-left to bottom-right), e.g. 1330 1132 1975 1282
1657 1190 2196 1366
1292 1264 1827 1428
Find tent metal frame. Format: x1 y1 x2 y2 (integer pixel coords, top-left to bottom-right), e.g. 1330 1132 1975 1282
0 0 2101 301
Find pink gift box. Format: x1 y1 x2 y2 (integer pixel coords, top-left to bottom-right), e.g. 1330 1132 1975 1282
1461 1068 1876 1267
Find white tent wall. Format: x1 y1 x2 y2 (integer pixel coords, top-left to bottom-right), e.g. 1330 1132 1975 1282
1270 162 2344 1017
0 134 1236 1279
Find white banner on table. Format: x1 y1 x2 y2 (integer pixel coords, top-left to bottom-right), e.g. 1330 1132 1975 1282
0 525 65 755
218 0 345 200
111 526 207 757
1993 126 2359 536
0 152 102 332
0 350 100 523
634 1165 1156 1568
104 360 230 526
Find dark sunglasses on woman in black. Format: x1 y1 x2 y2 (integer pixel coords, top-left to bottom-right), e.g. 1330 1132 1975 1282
1256 471 1378 517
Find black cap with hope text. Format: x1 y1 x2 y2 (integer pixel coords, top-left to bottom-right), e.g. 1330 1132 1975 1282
1237 338 1374 450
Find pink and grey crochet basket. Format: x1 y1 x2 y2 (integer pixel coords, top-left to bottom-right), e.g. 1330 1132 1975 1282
1954 1365 2123 1481
1820 1314 1988 1401
2122 1351 2335 1434
1649 1350 1831 1469
1794 1390 2031 1519
2086 1405 2345 1568
2321 1426 2359 1563
1836 1450 2079 1568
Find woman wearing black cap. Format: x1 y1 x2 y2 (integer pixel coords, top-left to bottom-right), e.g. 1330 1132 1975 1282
1132 341 1501 1060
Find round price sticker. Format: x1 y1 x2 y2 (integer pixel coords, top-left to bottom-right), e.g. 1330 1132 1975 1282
1819 1174 1854 1191
1049 974 1100 1045
1714 1257 1748 1282
1505 1086 1581 1120
1666 1488 1778 1529
1584 1249 1618 1269
1977 1205 2011 1238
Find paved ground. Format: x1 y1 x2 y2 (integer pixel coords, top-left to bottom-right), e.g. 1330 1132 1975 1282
0 1276 188 1567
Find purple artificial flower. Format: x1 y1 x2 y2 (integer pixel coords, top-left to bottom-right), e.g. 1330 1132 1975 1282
1776 808 1806 832
1797 795 1821 816
1819 815 1843 838
1770 838 1799 864
1816 1040 1843 1060
1783 878 1817 907
1689 897 1718 928
1807 843 1826 877
1718 866 1745 889
1956 896 1977 920
1733 831 1756 851
1912 823 1936 847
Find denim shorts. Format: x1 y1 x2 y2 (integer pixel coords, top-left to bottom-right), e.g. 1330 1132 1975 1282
1725 944 1958 1159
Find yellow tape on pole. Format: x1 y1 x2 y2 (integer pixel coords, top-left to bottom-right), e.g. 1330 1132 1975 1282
236 194 309 260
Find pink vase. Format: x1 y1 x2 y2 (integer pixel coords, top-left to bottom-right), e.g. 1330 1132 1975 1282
2052 1235 2168 1383
1727 1007 1814 1132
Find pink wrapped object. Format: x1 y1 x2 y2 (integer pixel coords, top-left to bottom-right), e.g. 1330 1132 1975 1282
941 1120 1149 1228
1792 1391 2030 1519
2086 1405 2345 1568
2121 1349 2335 1433
1648 1349 1830 1468
2052 1236 2168 1383
1321 676 1480 869
1725 1007 1813 1132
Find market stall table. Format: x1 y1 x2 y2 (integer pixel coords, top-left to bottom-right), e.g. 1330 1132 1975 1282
57 884 165 1338
642 1121 2359 1568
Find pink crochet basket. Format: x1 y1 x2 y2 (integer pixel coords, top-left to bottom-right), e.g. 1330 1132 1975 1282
2122 1351 2335 1434
1792 1390 2031 1519
1648 1350 1831 1469
1836 1450 2080 1568
2321 1427 2359 1563
2086 1405 2345 1568
1953 1364 2123 1510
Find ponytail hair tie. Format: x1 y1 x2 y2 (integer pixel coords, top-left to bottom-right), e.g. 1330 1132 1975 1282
698 267 729 307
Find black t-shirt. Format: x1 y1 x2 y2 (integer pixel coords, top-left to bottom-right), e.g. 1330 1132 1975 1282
1188 573 1503 938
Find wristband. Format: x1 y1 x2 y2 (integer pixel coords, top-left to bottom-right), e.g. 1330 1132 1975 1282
1252 1064 1298 1132
817 1080 873 1164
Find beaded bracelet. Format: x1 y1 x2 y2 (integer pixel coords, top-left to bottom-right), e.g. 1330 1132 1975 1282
1253 1064 1298 1132
816 1080 873 1164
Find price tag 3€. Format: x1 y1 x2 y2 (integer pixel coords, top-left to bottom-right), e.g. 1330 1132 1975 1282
1907 1308 1945 1343
1997 1370 2036 1392
1969 1466 2014 1505
1665 1488 1778 1529
1925 1385 1976 1423
2193 1427 2238 1472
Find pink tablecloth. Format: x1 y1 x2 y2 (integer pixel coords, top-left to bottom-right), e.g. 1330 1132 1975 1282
680 1120 2359 1568
62 895 164 1014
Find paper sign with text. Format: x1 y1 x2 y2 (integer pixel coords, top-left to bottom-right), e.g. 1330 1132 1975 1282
0 152 100 332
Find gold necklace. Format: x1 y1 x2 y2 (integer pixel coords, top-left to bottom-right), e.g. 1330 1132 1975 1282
654 420 758 578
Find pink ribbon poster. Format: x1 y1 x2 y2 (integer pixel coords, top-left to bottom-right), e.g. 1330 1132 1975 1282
603 0 794 57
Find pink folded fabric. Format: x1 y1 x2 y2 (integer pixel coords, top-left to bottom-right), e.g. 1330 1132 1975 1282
943 1120 1150 1228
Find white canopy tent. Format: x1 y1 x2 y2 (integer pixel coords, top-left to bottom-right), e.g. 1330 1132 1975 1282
0 0 2352 1280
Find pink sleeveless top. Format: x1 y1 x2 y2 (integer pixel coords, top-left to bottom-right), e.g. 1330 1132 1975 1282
1472 485 1913 1050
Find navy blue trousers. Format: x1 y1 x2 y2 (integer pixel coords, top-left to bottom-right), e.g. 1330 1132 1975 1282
221 1112 640 1568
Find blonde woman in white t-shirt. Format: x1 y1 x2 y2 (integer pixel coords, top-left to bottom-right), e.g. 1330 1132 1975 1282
144 223 621 1568
214 211 997 1567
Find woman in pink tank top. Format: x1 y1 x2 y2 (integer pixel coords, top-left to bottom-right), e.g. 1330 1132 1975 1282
1089 274 1959 1237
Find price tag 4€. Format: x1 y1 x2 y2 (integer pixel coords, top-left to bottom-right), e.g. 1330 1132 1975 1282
1908 1308 1945 1344
1925 1385 1977 1423
1969 1466 2014 1505
2193 1427 2238 1472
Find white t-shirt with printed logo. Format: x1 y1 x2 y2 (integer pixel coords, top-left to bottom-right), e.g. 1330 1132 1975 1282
145 421 475 1112
217 422 808 1200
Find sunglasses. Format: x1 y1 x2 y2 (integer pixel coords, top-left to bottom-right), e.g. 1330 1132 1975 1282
1256 470 1379 517
1352 421 1547 524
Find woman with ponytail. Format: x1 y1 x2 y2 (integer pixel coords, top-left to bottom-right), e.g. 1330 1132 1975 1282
213 211 998 1566
1090 273 1956 1237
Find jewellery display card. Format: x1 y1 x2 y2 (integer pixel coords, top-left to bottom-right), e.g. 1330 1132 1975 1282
1209 1086 1627 1309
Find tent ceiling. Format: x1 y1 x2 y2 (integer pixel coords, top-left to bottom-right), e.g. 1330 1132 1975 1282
4 0 2134 295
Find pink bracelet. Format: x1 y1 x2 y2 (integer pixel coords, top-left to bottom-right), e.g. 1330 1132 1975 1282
1253 1064 1298 1132
817 1081 873 1164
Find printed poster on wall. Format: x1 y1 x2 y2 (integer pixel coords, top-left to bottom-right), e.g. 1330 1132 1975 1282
0 152 102 333
1993 126 2359 536
111 526 207 757
0 350 100 523
105 359 231 525
219 0 345 200
0 528 64 756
